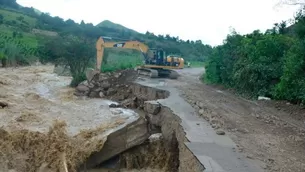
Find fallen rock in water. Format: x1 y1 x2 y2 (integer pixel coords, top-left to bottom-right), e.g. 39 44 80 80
120 97 137 108
109 103 120 108
0 100 8 108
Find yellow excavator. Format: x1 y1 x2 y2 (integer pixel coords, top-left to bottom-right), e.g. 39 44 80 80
95 36 184 79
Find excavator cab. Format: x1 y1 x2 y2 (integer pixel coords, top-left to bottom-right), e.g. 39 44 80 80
146 49 165 66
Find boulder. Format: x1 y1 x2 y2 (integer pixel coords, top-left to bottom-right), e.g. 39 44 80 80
99 91 105 98
89 91 100 98
86 68 99 82
120 97 137 108
0 100 8 108
76 85 90 92
100 81 111 89
106 88 117 96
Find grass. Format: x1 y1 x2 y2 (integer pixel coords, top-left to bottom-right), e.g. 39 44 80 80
0 8 37 27
0 26 38 48
0 8 38 49
188 61 205 68
101 52 143 72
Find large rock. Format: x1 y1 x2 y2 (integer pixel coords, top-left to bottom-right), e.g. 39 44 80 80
86 68 100 82
120 97 137 108
100 81 111 89
106 88 117 96
76 85 89 92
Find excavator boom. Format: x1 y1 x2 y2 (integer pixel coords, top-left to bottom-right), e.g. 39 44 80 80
96 37 149 71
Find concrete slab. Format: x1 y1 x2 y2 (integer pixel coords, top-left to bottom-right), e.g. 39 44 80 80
135 78 264 172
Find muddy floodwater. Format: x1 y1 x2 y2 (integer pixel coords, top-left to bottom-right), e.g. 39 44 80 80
0 65 139 136
0 65 148 172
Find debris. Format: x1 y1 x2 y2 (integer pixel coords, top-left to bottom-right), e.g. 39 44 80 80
216 130 226 135
258 96 271 101
99 91 105 98
148 133 163 142
106 88 117 96
198 109 204 115
109 103 120 108
246 155 254 159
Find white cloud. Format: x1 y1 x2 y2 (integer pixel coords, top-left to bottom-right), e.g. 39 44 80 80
17 0 300 45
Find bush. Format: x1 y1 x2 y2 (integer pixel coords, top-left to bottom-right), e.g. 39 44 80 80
274 40 305 103
204 24 300 102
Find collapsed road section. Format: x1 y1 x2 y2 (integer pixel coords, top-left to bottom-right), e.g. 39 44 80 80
135 78 265 172
76 68 264 172
0 65 265 172
76 70 203 172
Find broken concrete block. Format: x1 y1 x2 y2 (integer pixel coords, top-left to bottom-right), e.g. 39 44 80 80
82 117 149 168
144 101 161 115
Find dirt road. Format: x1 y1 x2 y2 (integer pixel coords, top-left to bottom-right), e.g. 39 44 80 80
174 68 305 172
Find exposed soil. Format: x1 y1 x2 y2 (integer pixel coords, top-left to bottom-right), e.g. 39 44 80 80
174 68 305 172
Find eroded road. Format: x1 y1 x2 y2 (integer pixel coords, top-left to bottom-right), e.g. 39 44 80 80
174 68 305 172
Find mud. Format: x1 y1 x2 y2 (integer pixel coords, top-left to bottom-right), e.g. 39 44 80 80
0 66 146 172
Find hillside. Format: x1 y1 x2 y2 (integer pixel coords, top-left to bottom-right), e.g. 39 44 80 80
0 0 212 70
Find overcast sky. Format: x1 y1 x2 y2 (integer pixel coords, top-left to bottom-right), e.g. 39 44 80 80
17 0 300 46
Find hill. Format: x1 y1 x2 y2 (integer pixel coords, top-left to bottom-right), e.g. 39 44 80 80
97 20 138 34
0 0 212 65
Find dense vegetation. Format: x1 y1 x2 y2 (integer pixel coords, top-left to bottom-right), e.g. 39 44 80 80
205 7 305 104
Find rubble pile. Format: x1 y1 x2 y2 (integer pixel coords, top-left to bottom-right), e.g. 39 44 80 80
75 69 140 107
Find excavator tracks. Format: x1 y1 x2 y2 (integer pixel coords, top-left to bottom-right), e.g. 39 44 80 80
137 68 159 78
136 67 179 79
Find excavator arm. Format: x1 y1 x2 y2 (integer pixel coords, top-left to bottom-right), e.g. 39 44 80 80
96 37 150 71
